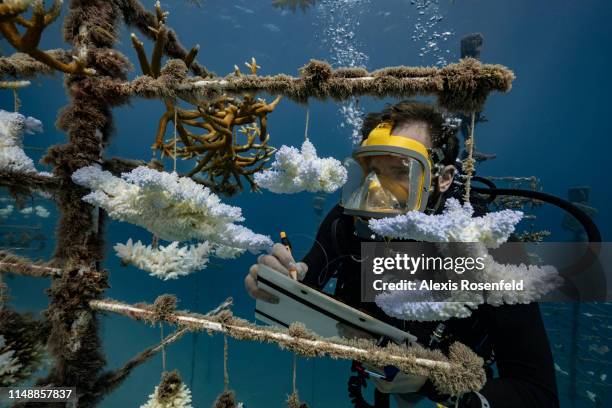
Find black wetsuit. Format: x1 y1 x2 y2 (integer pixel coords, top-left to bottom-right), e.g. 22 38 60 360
301 204 560 408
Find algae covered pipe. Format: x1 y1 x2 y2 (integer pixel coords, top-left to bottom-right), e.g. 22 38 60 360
121 58 514 113
90 298 486 396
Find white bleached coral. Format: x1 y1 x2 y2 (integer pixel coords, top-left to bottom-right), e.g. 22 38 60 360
254 139 347 194
370 198 561 321
0 335 22 386
0 110 50 176
369 198 523 248
19 205 50 218
114 239 212 280
0 205 14 219
478 254 563 306
71 166 272 253
114 237 247 280
140 382 193 408
375 289 481 322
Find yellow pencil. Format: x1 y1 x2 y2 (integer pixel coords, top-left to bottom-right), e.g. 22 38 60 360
280 231 298 280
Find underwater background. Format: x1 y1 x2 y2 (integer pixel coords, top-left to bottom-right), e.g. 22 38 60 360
2 0 612 406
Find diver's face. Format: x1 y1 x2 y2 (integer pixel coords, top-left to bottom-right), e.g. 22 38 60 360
358 121 432 204
361 155 411 203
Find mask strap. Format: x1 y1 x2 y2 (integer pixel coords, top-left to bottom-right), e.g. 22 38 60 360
425 185 447 215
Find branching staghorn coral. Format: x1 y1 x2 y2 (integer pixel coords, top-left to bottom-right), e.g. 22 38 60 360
130 4 281 195
0 0 34 23
156 93 280 195
369 198 523 247
114 239 212 280
254 139 347 194
369 198 562 321
71 165 272 253
118 0 212 78
0 0 94 75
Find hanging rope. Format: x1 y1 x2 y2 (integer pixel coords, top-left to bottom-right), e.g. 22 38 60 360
173 106 178 173
189 273 201 390
304 107 310 141
211 334 239 408
160 323 167 372
151 234 159 250
223 335 229 391
13 89 21 112
462 112 477 203
292 354 297 395
287 353 308 408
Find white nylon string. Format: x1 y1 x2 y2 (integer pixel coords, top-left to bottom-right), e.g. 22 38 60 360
223 335 229 391
304 107 310 141
173 107 178 173
292 354 297 394
160 323 166 372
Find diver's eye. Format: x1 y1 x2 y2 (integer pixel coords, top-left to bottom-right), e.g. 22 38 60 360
392 169 410 178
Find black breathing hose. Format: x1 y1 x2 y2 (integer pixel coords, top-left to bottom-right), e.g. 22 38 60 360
470 178 604 300
471 177 601 244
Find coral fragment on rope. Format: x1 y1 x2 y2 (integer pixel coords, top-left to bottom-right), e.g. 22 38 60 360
255 139 347 194
71 165 272 253
114 239 211 280
369 198 522 248
0 109 50 176
369 199 561 321
130 3 280 195
140 370 193 408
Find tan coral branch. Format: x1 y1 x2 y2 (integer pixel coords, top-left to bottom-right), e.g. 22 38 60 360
0 0 94 75
0 0 33 23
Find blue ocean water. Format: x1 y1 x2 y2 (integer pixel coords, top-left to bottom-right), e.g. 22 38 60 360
2 0 612 407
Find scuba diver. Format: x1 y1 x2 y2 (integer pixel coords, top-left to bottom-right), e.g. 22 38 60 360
245 101 560 407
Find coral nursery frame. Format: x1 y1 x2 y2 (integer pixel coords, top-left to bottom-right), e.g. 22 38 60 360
0 1 514 406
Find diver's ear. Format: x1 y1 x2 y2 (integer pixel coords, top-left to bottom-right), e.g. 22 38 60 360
436 165 456 192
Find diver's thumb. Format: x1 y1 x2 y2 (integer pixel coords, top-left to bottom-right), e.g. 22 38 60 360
296 262 308 280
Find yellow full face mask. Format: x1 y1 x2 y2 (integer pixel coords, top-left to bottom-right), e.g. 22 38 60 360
341 122 433 218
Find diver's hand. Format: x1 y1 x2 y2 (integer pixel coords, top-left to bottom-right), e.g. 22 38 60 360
244 243 309 303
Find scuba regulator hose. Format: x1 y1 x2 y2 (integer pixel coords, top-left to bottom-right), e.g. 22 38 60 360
471 176 604 300
471 176 601 244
